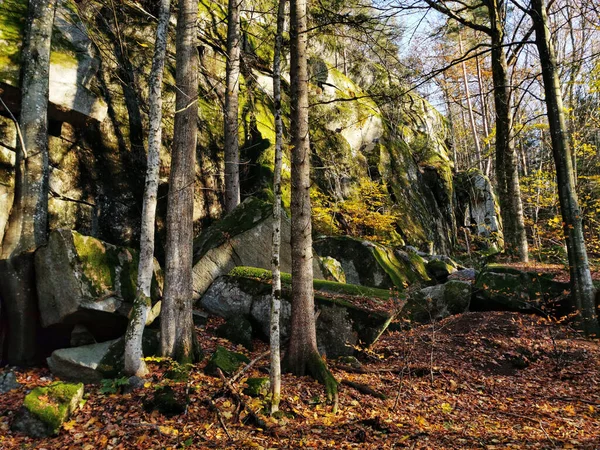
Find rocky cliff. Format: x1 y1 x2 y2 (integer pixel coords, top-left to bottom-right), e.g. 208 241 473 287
0 0 487 256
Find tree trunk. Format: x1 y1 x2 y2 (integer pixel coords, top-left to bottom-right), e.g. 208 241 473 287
487 0 528 262
458 32 483 171
530 0 600 336
124 0 171 377
160 0 198 362
224 0 242 213
286 0 338 403
0 0 56 366
269 0 286 415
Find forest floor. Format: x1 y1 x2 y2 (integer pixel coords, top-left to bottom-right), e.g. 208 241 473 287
2 310 600 449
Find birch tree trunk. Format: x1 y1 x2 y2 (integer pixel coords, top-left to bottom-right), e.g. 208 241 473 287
0 0 56 366
269 0 286 415
530 0 600 336
160 0 198 362
224 0 242 213
458 32 483 171
286 0 338 403
124 0 171 377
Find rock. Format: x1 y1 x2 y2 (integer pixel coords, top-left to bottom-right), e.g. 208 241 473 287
454 169 503 252
320 256 346 283
143 385 186 417
336 355 362 369
12 382 83 437
35 230 163 341
201 267 397 357
47 329 159 383
426 257 458 281
205 346 250 377
70 325 96 347
243 377 270 397
123 376 145 393
313 236 430 290
0 371 20 394
472 265 570 314
192 197 324 299
192 310 209 326
216 316 254 351
448 268 477 283
405 280 471 323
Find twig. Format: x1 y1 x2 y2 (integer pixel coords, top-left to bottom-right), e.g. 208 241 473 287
206 398 233 441
230 350 269 385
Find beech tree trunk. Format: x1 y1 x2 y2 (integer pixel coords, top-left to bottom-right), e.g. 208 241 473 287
0 0 56 366
487 0 528 262
160 0 198 362
286 0 338 403
224 0 242 213
269 0 286 415
124 0 171 377
530 0 600 336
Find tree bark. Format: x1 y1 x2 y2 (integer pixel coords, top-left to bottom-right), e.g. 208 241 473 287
224 0 242 213
458 32 483 171
124 0 171 377
269 0 286 415
530 0 600 336
160 0 198 362
0 0 56 366
286 0 338 403
487 0 528 262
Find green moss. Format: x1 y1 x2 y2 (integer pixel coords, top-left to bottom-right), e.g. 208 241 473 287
205 346 250 376
193 197 272 262
72 231 119 297
306 352 338 405
243 377 270 397
228 266 392 302
23 382 84 434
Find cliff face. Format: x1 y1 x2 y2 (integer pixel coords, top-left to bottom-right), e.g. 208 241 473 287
0 0 458 255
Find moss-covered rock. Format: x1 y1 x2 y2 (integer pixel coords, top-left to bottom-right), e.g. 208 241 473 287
243 377 270 397
216 316 254 351
192 197 324 299
143 385 186 417
401 280 471 324
35 230 163 342
314 236 430 290
472 265 570 314
319 256 346 283
201 267 397 357
426 257 458 281
205 346 250 377
22 382 83 435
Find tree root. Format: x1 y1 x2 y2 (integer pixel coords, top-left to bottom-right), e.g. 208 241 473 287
306 352 339 412
341 380 387 400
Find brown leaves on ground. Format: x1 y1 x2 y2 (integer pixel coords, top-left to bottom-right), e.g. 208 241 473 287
1 312 600 449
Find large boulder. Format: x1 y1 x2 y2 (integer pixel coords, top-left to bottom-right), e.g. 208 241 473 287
35 230 163 341
472 265 570 313
405 280 471 323
454 169 503 252
200 267 397 357
313 236 430 290
46 329 159 383
192 197 324 299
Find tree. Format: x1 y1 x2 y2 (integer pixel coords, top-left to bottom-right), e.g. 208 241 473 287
0 0 57 365
422 0 529 261
286 0 338 403
224 0 242 213
529 0 600 336
124 0 172 377
269 0 286 414
160 0 198 362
